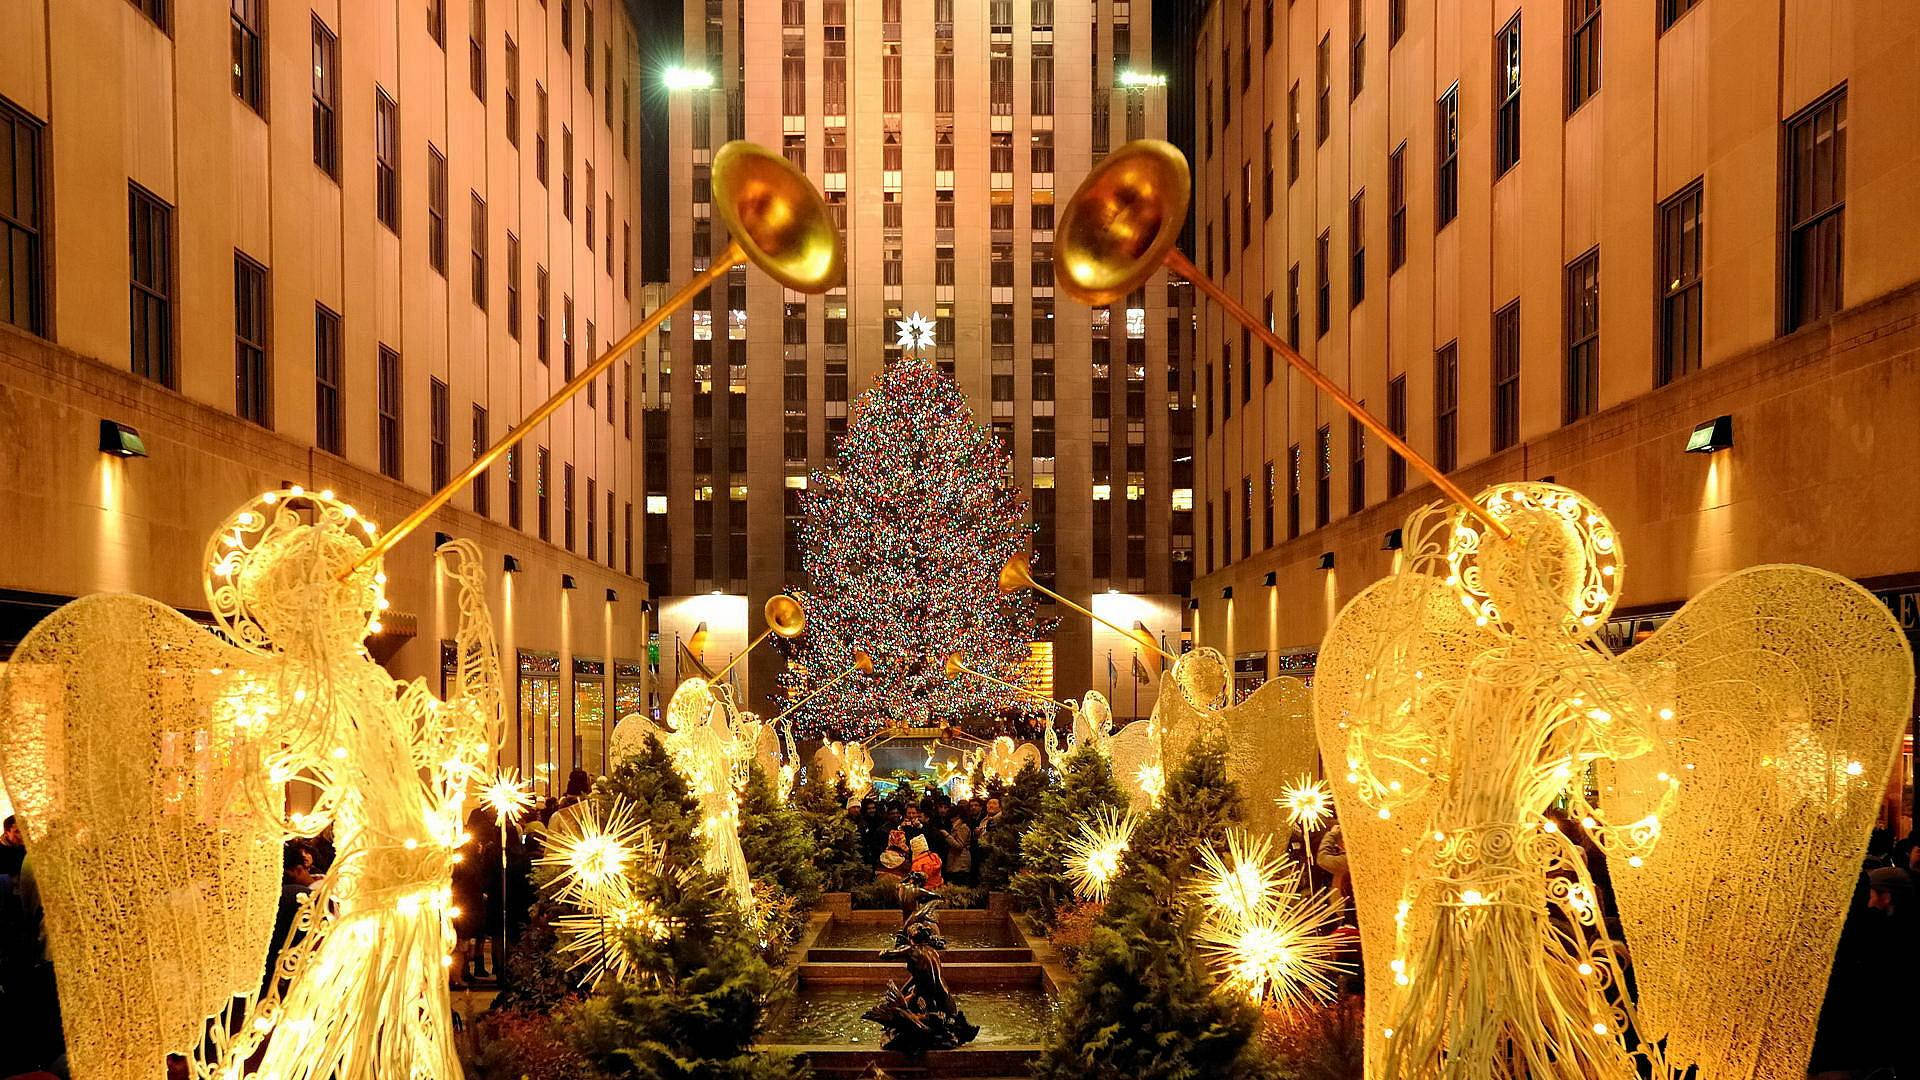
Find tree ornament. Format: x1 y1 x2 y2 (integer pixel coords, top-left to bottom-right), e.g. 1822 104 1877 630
1314 481 1914 1080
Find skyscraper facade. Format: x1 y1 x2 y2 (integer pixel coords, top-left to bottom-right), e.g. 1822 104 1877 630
657 0 1193 716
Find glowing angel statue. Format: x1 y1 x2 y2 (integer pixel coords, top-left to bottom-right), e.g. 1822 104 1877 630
662 676 755 907
1045 689 1116 769
0 488 502 1080
1314 482 1914 1080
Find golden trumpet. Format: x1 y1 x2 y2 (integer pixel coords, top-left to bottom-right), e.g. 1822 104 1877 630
711 594 809 683
944 651 1068 711
1056 140 1509 541
344 141 845 578
774 649 875 721
998 554 1180 664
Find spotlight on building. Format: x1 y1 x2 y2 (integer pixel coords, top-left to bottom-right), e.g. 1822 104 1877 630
1382 528 1404 551
99 419 148 458
640 599 654 613
1317 551 1336 570
1116 69 1167 88
503 554 523 573
1685 415 1733 455
1187 598 1200 610
1221 586 1234 600
561 574 578 590
606 588 619 603
434 532 454 548
1262 571 1277 587
662 65 716 91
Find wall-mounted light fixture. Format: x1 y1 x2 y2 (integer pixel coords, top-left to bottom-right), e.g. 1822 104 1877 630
561 574 578 590
502 554 523 573
1686 415 1733 455
1317 551 1337 570
662 65 717 91
1262 571 1277 587
1382 528 1404 551
433 531 454 548
640 599 654 613
99 419 148 458
605 588 619 602
1220 586 1234 600
1187 598 1201 610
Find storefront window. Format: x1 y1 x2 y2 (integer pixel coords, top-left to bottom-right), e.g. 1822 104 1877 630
518 650 561 794
573 656 607 780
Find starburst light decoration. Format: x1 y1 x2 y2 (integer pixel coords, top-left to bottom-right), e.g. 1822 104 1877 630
0 488 503 1079
480 769 538 827
537 798 655 909
1193 829 1348 1011
1278 775 1334 832
894 310 937 354
1314 481 1914 1080
1063 807 1138 903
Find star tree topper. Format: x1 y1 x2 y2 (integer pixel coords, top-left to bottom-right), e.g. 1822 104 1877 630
895 311 937 356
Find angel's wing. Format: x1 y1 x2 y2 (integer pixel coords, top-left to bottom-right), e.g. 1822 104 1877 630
1216 676 1315 843
1607 565 1914 1080
1107 719 1157 810
1313 564 1482 1074
1012 739 1045 775
0 594 283 1079
609 712 667 764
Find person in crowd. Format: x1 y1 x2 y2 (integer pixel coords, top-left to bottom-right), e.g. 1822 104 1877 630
265 841 322 996
878 828 910 881
451 806 495 988
942 806 974 887
909 832 945 890
565 767 593 798
0 816 24 878
980 796 1003 842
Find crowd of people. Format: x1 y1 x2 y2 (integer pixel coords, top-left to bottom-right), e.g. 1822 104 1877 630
848 786 1005 891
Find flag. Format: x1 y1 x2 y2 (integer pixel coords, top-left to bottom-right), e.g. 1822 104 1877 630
678 637 715 681
1132 652 1151 684
1106 652 1118 696
1130 620 1162 677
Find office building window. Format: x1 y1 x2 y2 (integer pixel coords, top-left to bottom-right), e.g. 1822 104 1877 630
537 446 551 541
1785 88 1846 331
1565 248 1600 422
535 83 548 183
508 443 522 529
1390 0 1405 45
1241 475 1252 560
1492 301 1520 450
563 462 576 551
234 253 269 426
536 266 550 364
506 36 519 144
427 145 447 273
1286 443 1301 539
562 294 574 377
1262 460 1276 547
1387 374 1407 496
378 346 402 479
562 127 573 219
1316 35 1331 146
1568 0 1601 112
1348 416 1366 513
470 193 487 309
375 90 400 231
469 0 486 100
1661 0 1700 31
1315 425 1332 528
623 500 633 573
129 184 175 386
1388 142 1407 271
1315 230 1331 336
0 99 46 337
1349 191 1366 306
586 477 597 560
1437 87 1459 226
1350 0 1365 99
311 17 339 179
315 305 343 453
129 0 169 32
1262 293 1275 382
429 377 450 489
232 0 264 113
1262 126 1275 218
427 0 445 45
471 405 490 516
561 0 572 51
1658 180 1704 384
1287 83 1301 183
1496 16 1521 175
1287 263 1301 347
1435 342 1458 472
507 233 521 339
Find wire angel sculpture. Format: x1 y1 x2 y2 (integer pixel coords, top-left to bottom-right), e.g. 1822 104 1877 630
662 675 757 908
0 489 502 1079
1313 481 1914 1080
1044 689 1119 770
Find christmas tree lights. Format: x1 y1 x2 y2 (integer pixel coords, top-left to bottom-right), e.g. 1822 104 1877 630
780 350 1052 737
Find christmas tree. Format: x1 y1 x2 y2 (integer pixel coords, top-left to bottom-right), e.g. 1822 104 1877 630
781 329 1051 738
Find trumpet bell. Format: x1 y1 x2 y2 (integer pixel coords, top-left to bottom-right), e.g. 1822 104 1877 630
944 652 965 680
765 594 808 638
853 649 876 674
998 553 1037 594
713 141 844 294
1055 140 1191 306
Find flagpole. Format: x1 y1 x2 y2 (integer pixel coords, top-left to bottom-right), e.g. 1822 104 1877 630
1133 649 1140 718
